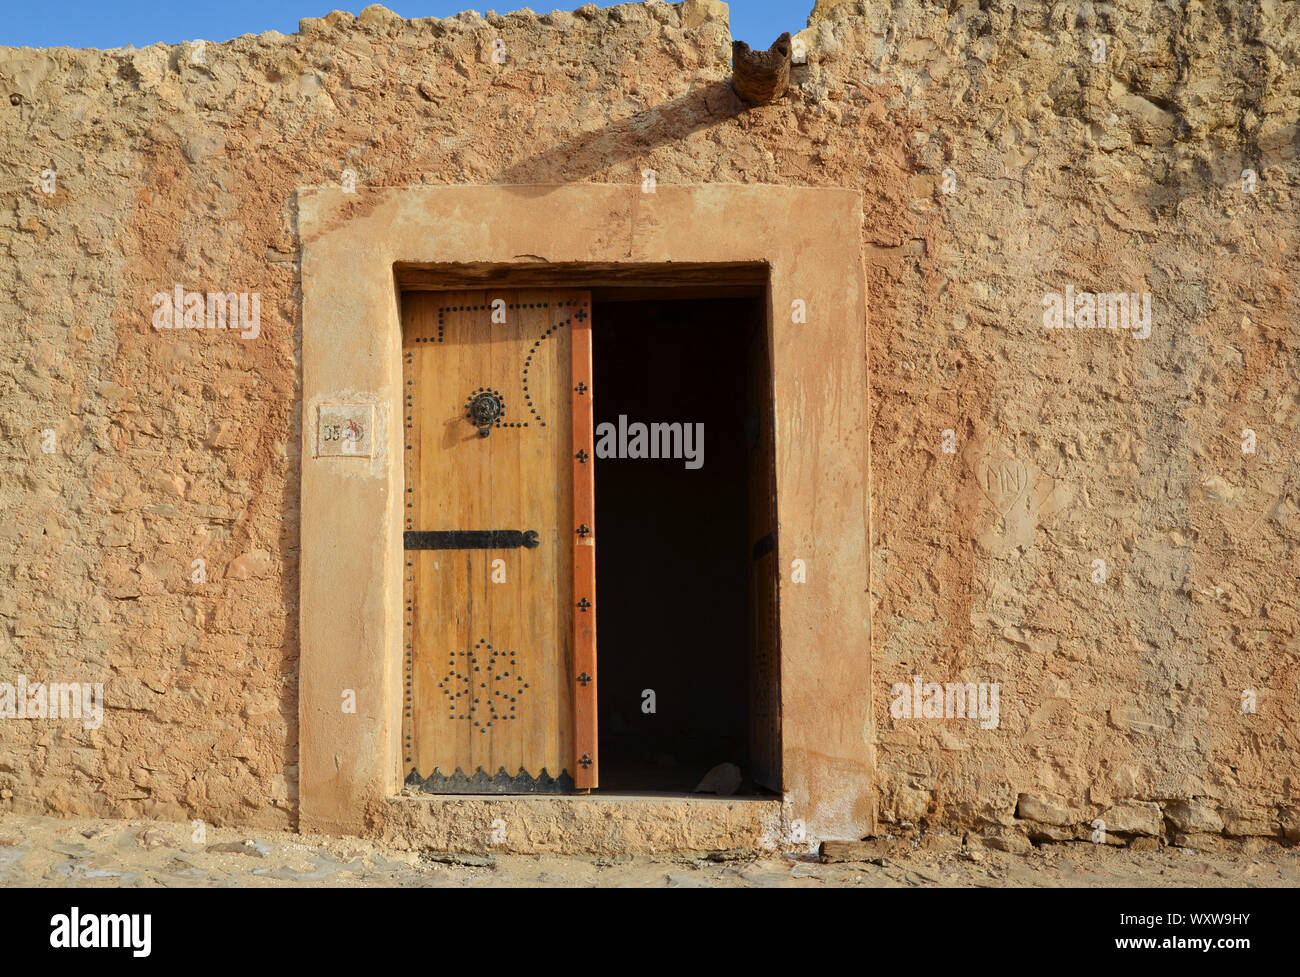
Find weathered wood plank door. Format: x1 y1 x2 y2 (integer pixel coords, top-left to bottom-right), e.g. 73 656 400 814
402 289 597 792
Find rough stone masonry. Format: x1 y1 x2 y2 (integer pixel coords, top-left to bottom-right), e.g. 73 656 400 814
0 0 1297 850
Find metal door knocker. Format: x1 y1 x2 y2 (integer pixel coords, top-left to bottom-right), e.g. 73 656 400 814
465 388 505 437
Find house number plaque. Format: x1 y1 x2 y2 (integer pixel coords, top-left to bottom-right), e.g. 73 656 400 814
316 404 373 457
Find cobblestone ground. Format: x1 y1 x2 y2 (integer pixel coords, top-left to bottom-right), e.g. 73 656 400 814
2 814 1297 887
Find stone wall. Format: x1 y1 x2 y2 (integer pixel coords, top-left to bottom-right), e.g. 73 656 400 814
0 0 1296 844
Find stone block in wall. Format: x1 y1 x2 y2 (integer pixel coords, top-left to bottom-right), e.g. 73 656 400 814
1022 821 1076 843
1016 792 1075 826
1099 802 1163 837
1163 800 1224 834
1222 809 1281 838
1280 809 1300 843
1171 832 1225 853
968 826 1031 854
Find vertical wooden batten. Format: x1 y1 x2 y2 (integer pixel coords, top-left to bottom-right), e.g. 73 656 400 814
570 294 598 789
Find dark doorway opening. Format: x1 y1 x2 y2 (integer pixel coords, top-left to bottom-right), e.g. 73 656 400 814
593 293 779 795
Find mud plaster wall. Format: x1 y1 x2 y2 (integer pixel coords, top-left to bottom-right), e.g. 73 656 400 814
0 0 1296 843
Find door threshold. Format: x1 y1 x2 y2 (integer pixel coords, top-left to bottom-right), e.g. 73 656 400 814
385 793 787 855
398 790 779 802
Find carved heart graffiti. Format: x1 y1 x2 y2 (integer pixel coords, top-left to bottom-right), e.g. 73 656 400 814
975 451 1028 519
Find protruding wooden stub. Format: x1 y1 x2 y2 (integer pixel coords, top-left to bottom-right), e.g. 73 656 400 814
731 32 792 106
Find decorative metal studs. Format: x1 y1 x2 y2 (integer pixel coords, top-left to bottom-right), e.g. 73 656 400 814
439 641 526 727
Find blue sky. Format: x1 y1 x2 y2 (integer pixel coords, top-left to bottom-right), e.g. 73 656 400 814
2 1 812 50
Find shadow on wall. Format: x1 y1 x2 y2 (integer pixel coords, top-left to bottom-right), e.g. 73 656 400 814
493 82 745 184
281 196 305 824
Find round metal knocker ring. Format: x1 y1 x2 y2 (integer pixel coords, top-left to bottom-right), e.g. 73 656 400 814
465 388 504 437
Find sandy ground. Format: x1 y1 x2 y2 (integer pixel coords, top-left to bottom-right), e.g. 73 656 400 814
1 814 1298 887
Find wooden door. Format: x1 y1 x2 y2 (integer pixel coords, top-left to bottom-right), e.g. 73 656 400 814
402 289 597 792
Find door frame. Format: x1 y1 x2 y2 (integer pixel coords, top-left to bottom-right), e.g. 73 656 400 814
298 184 872 844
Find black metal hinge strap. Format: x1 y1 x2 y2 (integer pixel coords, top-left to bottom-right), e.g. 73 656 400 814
404 530 540 550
